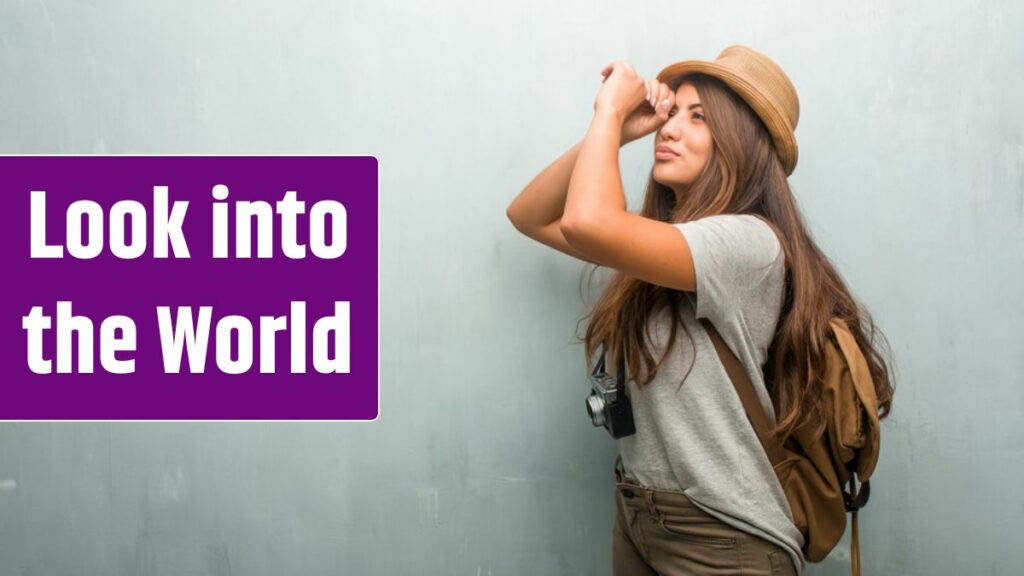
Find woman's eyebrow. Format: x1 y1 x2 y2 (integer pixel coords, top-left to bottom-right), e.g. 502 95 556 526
670 102 704 111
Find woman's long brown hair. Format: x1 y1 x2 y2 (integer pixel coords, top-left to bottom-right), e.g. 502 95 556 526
579 73 895 443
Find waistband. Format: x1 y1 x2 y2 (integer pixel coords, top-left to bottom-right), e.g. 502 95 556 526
614 455 692 507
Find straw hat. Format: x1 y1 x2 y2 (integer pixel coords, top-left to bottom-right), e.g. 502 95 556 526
656 45 800 176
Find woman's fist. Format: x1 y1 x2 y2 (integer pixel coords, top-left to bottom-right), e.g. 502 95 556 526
595 61 646 116
596 61 674 145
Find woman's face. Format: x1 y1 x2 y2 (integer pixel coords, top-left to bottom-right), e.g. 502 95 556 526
652 82 713 195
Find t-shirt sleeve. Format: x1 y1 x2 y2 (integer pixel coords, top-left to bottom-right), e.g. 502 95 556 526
673 214 783 322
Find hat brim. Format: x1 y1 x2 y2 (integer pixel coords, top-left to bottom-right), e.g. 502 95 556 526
656 61 798 176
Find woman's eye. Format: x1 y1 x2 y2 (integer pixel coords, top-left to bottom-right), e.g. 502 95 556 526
668 110 704 121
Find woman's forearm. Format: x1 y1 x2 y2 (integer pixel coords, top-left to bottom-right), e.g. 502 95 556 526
563 109 627 228
506 139 584 231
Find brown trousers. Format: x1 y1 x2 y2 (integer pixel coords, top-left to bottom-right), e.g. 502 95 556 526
612 457 797 576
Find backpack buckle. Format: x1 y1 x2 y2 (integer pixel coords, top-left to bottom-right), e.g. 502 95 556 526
843 478 871 511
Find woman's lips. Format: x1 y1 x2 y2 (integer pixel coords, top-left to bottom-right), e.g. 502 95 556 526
655 148 679 160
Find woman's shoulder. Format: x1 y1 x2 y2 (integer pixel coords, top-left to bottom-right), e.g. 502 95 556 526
745 214 784 255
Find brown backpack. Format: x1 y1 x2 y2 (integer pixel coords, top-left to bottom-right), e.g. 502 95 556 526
700 317 881 576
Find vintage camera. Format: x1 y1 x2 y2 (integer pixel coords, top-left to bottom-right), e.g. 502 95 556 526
585 347 635 439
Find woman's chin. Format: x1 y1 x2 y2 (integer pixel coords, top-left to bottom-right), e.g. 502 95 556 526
652 168 676 187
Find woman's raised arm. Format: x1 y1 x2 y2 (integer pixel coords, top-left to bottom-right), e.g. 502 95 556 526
506 139 594 262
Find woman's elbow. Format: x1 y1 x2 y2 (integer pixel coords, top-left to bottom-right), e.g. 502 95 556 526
506 202 527 233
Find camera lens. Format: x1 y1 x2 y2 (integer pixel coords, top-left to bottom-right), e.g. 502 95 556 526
586 395 606 427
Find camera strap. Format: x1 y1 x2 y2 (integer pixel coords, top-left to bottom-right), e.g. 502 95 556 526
593 345 627 394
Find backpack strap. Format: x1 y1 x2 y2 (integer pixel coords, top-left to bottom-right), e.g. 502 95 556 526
699 318 785 465
699 318 862 576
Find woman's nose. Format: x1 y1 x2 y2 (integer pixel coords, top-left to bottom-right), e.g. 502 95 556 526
659 116 681 139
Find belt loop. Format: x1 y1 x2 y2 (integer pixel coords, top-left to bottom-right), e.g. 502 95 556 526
644 490 657 516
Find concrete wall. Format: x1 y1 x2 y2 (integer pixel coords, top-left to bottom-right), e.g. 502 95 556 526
1 0 1021 574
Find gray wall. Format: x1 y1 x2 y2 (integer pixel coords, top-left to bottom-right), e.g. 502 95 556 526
2 0 1022 574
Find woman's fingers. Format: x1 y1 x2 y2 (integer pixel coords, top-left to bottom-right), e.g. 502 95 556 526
650 82 665 113
657 82 671 112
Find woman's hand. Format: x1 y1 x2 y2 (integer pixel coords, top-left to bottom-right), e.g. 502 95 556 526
595 61 673 145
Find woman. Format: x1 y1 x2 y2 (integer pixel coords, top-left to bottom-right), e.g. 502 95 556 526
507 46 894 576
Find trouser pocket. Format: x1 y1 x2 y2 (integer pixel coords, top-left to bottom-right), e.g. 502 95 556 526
651 497 738 548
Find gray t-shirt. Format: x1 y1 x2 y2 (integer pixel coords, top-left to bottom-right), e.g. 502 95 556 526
617 213 806 574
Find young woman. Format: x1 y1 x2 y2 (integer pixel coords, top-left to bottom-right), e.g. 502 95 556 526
506 46 894 575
